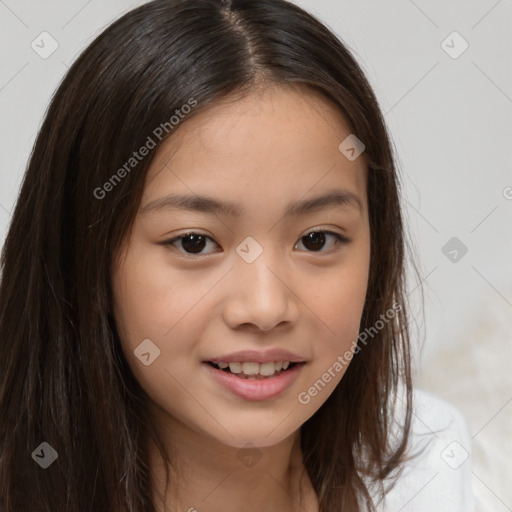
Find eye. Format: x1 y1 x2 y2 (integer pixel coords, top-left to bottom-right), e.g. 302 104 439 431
161 229 349 256
161 232 220 255
294 230 349 252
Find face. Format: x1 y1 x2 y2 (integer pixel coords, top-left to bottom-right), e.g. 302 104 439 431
112 85 370 449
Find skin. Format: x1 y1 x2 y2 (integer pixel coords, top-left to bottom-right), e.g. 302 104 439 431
112 84 370 512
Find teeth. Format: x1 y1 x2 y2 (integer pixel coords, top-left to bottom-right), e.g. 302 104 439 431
218 361 293 377
242 362 260 375
228 362 242 373
259 362 277 376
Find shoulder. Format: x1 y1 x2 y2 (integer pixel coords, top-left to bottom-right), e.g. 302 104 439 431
376 389 475 512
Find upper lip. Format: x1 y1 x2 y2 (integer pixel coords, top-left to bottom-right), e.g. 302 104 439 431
205 349 306 364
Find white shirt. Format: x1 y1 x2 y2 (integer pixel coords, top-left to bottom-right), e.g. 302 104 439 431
374 389 475 512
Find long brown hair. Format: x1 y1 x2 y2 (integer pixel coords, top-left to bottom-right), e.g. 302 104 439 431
0 0 415 510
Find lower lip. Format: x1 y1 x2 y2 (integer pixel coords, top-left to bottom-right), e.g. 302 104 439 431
202 362 305 401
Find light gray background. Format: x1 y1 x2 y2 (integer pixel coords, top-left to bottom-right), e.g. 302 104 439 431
1 1 511 510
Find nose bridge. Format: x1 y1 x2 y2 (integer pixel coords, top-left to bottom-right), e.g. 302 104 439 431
243 253 282 294
238 244 287 303
223 241 298 331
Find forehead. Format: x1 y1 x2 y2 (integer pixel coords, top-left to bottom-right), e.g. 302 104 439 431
143 85 367 213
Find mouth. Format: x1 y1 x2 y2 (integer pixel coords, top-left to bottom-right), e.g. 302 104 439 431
205 360 304 380
202 359 307 401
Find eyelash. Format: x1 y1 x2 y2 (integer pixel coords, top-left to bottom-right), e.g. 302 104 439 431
160 230 350 256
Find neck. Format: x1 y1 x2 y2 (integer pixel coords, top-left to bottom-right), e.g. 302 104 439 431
146 413 317 512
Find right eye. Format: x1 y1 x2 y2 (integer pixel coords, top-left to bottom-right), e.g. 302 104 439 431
160 232 221 256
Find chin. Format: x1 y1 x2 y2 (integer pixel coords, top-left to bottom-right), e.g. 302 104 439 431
207 424 301 450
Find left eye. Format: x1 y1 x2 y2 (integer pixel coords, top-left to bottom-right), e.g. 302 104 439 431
294 231 348 252
161 230 349 256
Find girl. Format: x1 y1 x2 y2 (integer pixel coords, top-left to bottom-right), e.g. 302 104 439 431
0 1 473 511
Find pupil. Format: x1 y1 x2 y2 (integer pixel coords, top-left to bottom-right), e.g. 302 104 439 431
180 233 327 253
303 232 325 251
182 234 206 253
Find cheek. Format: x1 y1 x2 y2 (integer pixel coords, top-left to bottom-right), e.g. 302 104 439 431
305 252 369 377
111 255 201 410
295 278 367 410
111 249 224 394
112 247 213 349
314 255 369 334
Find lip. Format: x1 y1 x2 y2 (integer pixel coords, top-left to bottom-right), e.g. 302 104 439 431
203 361 305 401
205 349 306 364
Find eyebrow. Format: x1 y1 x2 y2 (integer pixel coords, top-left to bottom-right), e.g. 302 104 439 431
140 189 363 217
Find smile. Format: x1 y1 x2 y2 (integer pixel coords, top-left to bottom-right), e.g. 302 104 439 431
203 361 306 401
208 360 297 379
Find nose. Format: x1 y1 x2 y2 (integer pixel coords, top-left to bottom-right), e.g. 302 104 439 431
222 254 300 333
